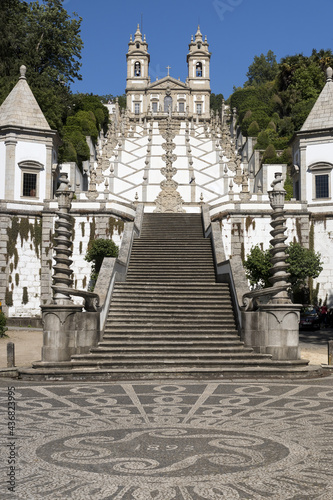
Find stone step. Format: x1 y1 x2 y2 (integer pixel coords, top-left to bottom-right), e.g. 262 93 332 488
132 240 211 245
69 358 280 368
107 308 234 316
112 284 230 291
125 272 215 275
24 363 320 381
72 352 271 362
110 295 232 302
91 347 250 354
104 327 237 334
107 299 233 314
127 266 214 271
97 339 245 347
106 313 235 330
125 277 216 282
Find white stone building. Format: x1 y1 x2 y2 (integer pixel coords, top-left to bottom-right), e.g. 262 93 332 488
1 29 333 321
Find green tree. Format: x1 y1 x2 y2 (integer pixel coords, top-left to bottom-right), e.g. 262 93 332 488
0 0 83 131
243 245 272 288
85 239 119 275
245 50 279 86
262 143 276 162
210 93 224 112
0 312 8 338
243 243 323 302
247 121 260 136
284 173 293 200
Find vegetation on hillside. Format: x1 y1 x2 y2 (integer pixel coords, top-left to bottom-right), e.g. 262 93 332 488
1 2 332 173
228 49 333 165
0 1 111 167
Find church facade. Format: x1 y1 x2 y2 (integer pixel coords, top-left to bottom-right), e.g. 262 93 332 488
0 27 333 321
126 25 211 119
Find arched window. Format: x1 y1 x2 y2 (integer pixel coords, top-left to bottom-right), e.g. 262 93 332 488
196 62 203 77
164 96 173 112
136 42 140 49
134 61 141 77
308 162 332 199
18 160 44 198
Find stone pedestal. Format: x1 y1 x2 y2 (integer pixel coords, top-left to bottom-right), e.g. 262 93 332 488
41 305 100 362
242 304 301 360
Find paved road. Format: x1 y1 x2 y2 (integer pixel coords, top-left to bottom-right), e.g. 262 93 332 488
1 377 333 499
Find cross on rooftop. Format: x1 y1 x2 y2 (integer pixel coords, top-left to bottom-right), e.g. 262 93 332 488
166 66 171 76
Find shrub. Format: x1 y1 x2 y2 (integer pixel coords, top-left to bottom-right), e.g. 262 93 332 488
247 121 260 137
85 239 119 274
0 312 8 338
262 144 276 162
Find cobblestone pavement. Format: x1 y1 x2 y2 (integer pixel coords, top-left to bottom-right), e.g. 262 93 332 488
1 378 333 500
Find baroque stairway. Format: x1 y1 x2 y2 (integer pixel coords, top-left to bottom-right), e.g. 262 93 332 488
64 213 310 378
24 212 316 380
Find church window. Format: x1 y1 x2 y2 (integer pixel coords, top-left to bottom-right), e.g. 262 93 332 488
136 42 140 49
19 160 43 199
134 61 141 77
152 102 158 113
179 102 185 113
196 103 202 115
164 96 173 112
23 173 37 197
315 174 329 198
134 103 140 115
309 162 332 200
198 43 202 49
196 62 203 77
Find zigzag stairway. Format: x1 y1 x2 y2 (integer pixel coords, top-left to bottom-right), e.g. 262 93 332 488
65 212 312 379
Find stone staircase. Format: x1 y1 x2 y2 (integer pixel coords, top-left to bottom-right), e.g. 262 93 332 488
64 213 310 378
23 212 316 380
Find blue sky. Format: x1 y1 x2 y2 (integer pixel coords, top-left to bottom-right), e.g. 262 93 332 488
67 0 333 99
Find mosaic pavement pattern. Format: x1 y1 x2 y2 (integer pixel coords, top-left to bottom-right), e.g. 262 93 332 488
1 379 333 499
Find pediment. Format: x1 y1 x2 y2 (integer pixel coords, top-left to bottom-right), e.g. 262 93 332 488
148 76 187 91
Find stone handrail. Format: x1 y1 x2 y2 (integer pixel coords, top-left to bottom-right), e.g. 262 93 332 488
93 203 144 335
242 285 288 312
202 204 249 330
52 286 99 312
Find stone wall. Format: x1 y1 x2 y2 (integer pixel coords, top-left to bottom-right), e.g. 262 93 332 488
3 214 42 317
1 207 125 318
215 208 332 306
312 215 333 306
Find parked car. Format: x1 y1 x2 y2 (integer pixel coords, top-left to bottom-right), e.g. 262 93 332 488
299 306 321 330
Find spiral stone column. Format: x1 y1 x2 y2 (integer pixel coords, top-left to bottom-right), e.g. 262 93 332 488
41 173 83 362
52 173 75 304
242 172 302 361
268 172 291 304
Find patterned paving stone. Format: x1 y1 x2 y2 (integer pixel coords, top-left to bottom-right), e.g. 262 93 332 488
1 379 333 499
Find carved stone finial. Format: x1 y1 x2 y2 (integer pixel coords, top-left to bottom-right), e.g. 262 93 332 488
327 67 333 82
154 116 184 213
20 65 27 79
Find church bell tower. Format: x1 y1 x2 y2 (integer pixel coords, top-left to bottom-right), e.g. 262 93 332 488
187 26 211 119
126 25 150 116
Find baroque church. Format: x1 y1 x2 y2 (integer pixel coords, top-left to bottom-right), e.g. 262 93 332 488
0 25 333 325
